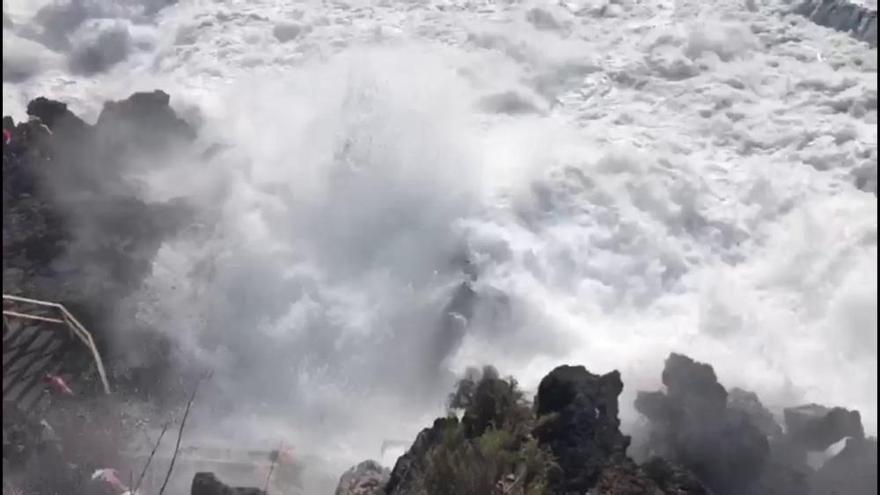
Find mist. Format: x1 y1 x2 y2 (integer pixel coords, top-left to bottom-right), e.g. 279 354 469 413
2 0 877 491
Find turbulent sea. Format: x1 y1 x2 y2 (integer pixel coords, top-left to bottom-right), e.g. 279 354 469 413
3 0 877 489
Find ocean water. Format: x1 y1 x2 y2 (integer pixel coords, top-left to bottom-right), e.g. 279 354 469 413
3 0 877 490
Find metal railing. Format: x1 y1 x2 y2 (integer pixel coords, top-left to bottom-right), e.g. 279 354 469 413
3 294 111 395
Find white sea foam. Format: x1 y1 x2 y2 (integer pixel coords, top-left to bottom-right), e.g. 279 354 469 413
3 0 876 488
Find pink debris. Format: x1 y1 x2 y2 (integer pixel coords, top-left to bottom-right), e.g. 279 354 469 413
255 444 297 480
277 445 296 464
3 129 10 145
43 374 74 396
92 468 129 494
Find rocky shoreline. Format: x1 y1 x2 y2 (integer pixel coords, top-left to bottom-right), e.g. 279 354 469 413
334 354 876 495
3 92 877 494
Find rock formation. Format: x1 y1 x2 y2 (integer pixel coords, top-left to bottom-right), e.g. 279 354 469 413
634 353 769 494
335 460 390 495
636 353 877 495
4 91 875 495
337 352 875 495
341 364 709 495
3 91 198 402
533 366 630 491
795 0 877 47
191 472 266 495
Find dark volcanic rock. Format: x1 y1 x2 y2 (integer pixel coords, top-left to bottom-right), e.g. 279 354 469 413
811 436 878 495
595 456 711 495
2 401 91 495
5 91 195 296
635 354 769 495
640 456 711 494
384 417 458 494
594 462 667 495
752 447 813 495
191 472 265 495
96 90 197 154
2 401 51 469
661 353 727 416
379 362 708 495
26 97 88 131
378 362 708 495
795 0 878 47
728 387 784 440
783 403 865 451
533 365 629 492
3 92 197 401
636 353 877 495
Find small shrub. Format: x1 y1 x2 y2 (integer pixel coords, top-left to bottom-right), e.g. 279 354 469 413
448 365 529 438
423 423 497 495
407 366 559 495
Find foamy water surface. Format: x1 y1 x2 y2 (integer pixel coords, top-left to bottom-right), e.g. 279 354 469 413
3 0 877 488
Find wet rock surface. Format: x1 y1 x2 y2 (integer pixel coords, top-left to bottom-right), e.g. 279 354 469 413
594 457 710 495
783 403 865 451
335 460 390 495
3 92 206 494
635 353 769 494
3 92 198 401
362 363 710 495
333 350 876 495
728 387 784 440
383 417 460 494
191 472 266 495
796 0 878 47
533 365 630 492
2 398 129 495
635 353 877 495
3 91 194 302
810 436 878 495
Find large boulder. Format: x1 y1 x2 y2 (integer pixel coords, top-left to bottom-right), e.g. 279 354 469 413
783 404 865 451
795 0 877 47
727 388 784 440
26 97 88 132
2 401 87 495
635 353 877 495
5 92 195 303
335 460 389 495
635 354 769 495
191 472 265 495
595 456 711 495
533 365 630 492
384 417 459 494
811 437 877 495
95 90 196 156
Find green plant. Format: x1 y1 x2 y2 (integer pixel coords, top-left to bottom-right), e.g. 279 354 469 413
406 367 559 495
448 365 530 438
